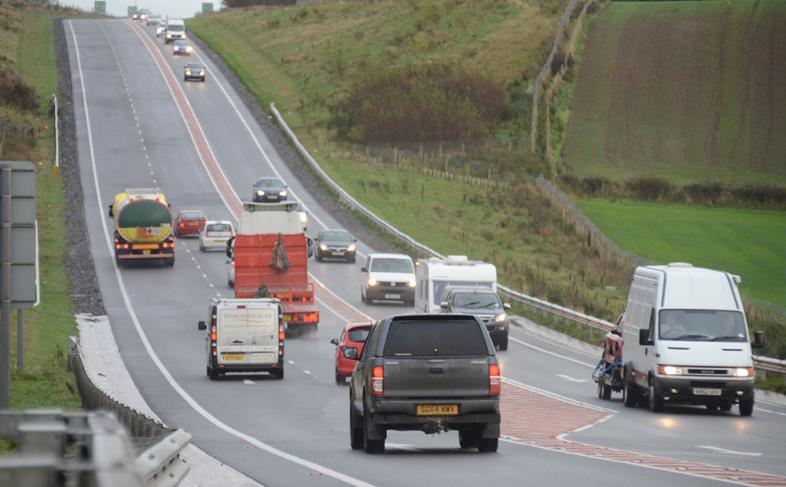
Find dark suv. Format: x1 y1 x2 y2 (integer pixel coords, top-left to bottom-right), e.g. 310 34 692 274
440 288 511 350
349 314 501 454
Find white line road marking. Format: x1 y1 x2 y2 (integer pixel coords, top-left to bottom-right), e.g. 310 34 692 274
509 334 596 368
287 360 295 365
755 407 786 417
556 374 588 383
303 370 311 375
74 20 373 487
503 377 614 414
242 379 255 385
697 446 762 457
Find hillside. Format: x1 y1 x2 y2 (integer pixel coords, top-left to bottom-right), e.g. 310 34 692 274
562 0 786 186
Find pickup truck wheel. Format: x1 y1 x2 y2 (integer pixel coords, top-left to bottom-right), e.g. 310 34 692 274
739 398 754 417
362 404 385 454
459 429 480 449
623 376 638 408
477 437 498 453
350 404 363 450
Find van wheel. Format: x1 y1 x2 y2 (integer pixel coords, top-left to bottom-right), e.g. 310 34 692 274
739 398 754 417
477 437 498 453
272 368 284 380
648 382 665 413
350 403 363 450
623 377 638 408
208 366 218 381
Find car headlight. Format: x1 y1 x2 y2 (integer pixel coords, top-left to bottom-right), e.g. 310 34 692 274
319 244 327 251
200 70 205 75
299 212 308 226
407 279 416 288
186 46 193 52
185 70 191 75
733 367 753 377
657 365 684 376
495 313 507 323
368 278 377 287
256 190 264 196
279 190 288 197
347 243 356 252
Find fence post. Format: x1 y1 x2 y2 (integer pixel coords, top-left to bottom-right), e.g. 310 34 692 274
16 309 23 372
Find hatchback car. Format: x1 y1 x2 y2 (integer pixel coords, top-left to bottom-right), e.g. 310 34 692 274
252 177 288 203
330 322 371 385
174 209 207 237
173 40 193 56
315 229 357 263
184 62 206 82
199 221 234 252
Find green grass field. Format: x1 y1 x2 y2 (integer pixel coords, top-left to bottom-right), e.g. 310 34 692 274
563 0 786 186
578 199 786 309
4 9 82 410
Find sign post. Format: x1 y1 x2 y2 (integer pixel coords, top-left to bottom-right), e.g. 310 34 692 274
128 5 137 17
0 161 37 408
202 2 214 14
94 1 106 14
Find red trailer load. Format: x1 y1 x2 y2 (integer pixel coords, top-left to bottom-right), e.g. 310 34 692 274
232 202 319 331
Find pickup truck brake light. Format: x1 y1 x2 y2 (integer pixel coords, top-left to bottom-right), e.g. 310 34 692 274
489 364 501 395
371 365 384 395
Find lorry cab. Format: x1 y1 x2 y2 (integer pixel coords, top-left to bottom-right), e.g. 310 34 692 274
198 298 285 380
621 263 763 415
414 256 498 314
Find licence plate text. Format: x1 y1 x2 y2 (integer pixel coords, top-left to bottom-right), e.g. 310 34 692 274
222 353 244 361
385 294 400 299
416 404 458 416
692 388 722 396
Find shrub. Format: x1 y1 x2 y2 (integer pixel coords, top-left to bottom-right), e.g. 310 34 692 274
625 177 675 201
0 67 38 111
331 63 506 144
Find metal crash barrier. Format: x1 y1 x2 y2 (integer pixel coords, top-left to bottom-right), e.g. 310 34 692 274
0 410 190 487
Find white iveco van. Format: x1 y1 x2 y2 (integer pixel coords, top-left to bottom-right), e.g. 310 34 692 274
621 263 763 416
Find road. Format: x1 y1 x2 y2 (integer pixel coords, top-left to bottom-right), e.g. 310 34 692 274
65 18 786 487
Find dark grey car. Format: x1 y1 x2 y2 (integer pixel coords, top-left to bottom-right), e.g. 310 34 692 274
441 288 511 350
252 177 288 203
349 314 500 454
184 62 206 82
315 229 357 263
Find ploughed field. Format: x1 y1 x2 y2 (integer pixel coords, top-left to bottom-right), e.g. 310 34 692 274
563 0 786 186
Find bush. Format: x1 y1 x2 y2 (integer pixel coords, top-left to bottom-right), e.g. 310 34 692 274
331 63 506 144
625 177 675 201
0 67 38 111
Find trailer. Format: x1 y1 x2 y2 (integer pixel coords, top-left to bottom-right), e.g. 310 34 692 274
414 256 497 314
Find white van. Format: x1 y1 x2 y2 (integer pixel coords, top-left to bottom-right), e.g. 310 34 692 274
621 263 763 415
198 298 285 380
415 256 497 313
360 253 416 305
164 19 186 44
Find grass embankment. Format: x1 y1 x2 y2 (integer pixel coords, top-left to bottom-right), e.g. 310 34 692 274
1 7 82 410
562 0 786 186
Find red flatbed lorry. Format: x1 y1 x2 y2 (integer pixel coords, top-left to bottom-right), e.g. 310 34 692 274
232 202 319 331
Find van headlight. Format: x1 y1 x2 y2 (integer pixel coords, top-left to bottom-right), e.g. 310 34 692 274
658 365 684 376
368 278 377 287
185 70 191 75
733 367 753 377
495 313 507 323
407 279 416 288
299 212 308 225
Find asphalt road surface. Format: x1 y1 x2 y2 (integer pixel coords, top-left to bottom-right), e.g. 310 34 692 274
65 19 786 487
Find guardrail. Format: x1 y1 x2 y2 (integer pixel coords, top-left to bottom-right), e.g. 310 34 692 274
269 105 786 379
0 410 189 486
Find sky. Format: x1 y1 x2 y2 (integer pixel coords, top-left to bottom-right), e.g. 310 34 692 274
57 0 215 20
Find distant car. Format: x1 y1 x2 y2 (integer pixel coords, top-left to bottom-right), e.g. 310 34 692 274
440 287 511 351
156 22 167 37
137 9 151 22
146 16 161 26
173 40 193 56
184 62 206 82
252 177 288 203
330 322 371 385
174 209 207 237
315 229 356 263
360 253 416 306
199 221 234 252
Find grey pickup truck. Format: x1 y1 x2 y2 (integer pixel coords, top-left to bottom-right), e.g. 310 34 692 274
349 314 501 454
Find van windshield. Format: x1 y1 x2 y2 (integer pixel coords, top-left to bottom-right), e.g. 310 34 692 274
659 310 747 342
370 258 413 273
168 25 184 32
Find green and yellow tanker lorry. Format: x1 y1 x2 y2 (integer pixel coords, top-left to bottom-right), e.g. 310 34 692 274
108 188 175 267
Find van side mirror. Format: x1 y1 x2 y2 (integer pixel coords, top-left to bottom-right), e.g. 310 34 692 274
343 347 359 360
638 329 652 346
197 321 207 331
503 303 511 311
439 301 449 312
752 330 764 349
330 338 338 346
108 204 114 218
361 267 367 273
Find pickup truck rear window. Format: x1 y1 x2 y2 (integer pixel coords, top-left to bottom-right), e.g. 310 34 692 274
383 320 486 357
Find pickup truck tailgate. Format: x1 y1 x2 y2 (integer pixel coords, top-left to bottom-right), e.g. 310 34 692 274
384 358 490 398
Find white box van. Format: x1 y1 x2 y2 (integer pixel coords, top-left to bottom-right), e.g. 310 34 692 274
198 298 285 380
621 263 763 415
414 256 497 314
164 19 186 44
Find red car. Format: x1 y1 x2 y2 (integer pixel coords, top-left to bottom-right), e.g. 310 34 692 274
330 322 371 385
174 209 207 238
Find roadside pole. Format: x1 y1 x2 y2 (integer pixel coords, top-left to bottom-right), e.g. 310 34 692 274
16 309 23 372
0 164 11 407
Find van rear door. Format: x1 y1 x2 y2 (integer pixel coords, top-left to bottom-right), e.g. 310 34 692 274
245 305 279 365
217 306 249 365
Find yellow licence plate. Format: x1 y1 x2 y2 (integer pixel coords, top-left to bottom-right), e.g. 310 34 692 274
416 404 458 416
133 244 159 250
222 353 244 361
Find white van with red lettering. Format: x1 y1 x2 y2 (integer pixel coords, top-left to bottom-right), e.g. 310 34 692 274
198 298 285 380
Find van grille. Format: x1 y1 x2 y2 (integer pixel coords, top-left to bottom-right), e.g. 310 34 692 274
686 368 730 376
